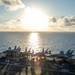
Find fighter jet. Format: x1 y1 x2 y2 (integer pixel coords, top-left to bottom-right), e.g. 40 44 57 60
47 50 75 59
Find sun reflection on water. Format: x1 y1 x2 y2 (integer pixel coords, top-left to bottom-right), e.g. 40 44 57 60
28 33 40 53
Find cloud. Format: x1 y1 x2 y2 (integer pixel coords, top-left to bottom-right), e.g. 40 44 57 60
48 16 75 31
0 0 25 11
49 17 57 22
0 19 26 31
57 17 69 26
49 16 75 26
0 16 75 32
57 16 75 26
70 16 75 22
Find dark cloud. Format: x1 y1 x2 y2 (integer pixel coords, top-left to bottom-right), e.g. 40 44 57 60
0 0 25 11
49 16 75 27
70 16 75 22
63 18 69 23
49 17 57 22
62 17 75 26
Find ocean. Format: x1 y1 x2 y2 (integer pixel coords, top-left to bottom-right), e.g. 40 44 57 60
0 32 75 55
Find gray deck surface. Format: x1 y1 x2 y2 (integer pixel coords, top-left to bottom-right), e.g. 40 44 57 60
0 63 31 75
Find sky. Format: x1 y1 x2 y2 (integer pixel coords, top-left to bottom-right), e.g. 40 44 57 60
0 0 75 32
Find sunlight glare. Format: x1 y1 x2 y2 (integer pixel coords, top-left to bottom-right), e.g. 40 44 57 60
28 33 40 53
21 7 49 31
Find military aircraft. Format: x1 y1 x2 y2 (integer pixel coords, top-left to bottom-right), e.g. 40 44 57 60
46 50 75 59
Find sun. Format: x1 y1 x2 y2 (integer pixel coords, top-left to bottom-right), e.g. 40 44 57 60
21 7 49 31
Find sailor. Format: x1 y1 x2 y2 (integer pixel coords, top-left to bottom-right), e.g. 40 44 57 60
8 47 11 50
25 47 27 53
45 50 48 54
42 48 45 53
41 57 48 75
39 56 44 67
49 51 51 54
25 57 28 75
14 46 17 50
30 58 35 75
